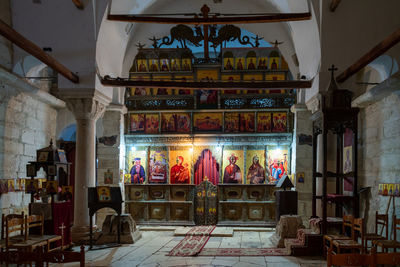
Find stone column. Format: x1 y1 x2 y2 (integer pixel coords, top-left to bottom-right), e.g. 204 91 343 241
96 104 127 227
291 103 313 225
61 89 110 242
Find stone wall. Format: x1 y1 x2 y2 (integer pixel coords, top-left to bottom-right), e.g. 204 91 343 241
0 63 65 238
359 93 400 237
0 89 57 220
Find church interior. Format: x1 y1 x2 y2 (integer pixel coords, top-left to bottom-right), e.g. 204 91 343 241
0 0 399 266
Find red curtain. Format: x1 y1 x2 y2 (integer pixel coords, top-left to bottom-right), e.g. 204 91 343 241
194 149 219 185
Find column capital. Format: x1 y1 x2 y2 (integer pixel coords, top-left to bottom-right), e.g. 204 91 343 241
106 103 128 114
60 88 111 120
305 93 322 114
290 103 308 114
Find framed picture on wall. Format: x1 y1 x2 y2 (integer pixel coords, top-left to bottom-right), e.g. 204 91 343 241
26 164 37 177
97 186 111 202
25 179 38 194
38 152 48 162
57 149 67 163
47 165 56 176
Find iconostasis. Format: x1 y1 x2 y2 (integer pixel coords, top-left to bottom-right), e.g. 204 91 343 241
125 145 290 186
127 110 288 134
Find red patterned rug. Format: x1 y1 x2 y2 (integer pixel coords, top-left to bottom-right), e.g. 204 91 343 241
167 226 216 256
186 225 216 236
198 247 290 256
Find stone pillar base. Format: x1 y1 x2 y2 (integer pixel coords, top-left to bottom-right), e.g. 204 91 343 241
71 225 98 244
96 214 142 245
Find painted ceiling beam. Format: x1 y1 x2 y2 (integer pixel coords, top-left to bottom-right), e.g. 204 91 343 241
72 0 84 10
336 27 400 83
0 19 79 83
330 0 341 12
100 78 311 90
107 12 311 25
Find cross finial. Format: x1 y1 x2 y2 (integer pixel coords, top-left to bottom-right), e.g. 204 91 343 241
149 36 160 49
201 4 210 18
136 42 145 50
328 64 338 80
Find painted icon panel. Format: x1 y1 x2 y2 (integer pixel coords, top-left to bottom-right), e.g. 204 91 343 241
169 147 192 184
246 150 266 184
239 113 255 132
257 112 271 133
267 148 288 184
145 113 160 134
149 149 168 184
161 113 191 133
222 149 244 184
127 149 147 184
136 59 148 72
193 113 223 132
272 112 287 133
224 113 239 133
130 114 145 133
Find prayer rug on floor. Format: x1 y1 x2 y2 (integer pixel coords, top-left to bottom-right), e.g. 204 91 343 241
167 226 216 256
198 247 290 256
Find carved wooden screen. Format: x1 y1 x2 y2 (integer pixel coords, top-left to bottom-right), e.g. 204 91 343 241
194 149 219 185
194 180 218 225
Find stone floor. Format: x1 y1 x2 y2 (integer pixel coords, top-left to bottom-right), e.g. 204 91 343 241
54 229 326 267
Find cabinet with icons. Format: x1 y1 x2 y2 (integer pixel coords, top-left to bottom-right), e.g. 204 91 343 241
217 184 277 226
125 184 195 225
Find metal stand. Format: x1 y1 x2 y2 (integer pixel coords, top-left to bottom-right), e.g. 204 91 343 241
88 187 123 249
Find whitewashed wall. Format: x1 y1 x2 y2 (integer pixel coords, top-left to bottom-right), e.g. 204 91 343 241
359 92 400 236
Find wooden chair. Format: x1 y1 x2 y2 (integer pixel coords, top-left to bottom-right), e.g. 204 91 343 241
373 215 400 252
4 214 27 251
327 248 374 267
323 214 354 256
25 214 63 252
363 212 388 252
7 214 57 253
0 213 25 252
331 218 364 254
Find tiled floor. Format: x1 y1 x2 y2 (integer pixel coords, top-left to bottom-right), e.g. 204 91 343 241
56 230 326 266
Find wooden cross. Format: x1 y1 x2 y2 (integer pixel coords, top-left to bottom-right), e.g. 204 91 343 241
59 223 66 249
328 64 338 80
251 35 263 47
149 36 160 48
201 5 210 59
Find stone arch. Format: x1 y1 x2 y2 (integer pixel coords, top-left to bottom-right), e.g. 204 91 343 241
95 0 320 85
58 124 76 142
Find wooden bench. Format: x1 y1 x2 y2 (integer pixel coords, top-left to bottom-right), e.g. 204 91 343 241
327 248 373 266
327 247 400 266
0 245 85 267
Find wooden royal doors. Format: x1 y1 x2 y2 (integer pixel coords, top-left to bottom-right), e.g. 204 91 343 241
194 180 218 225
